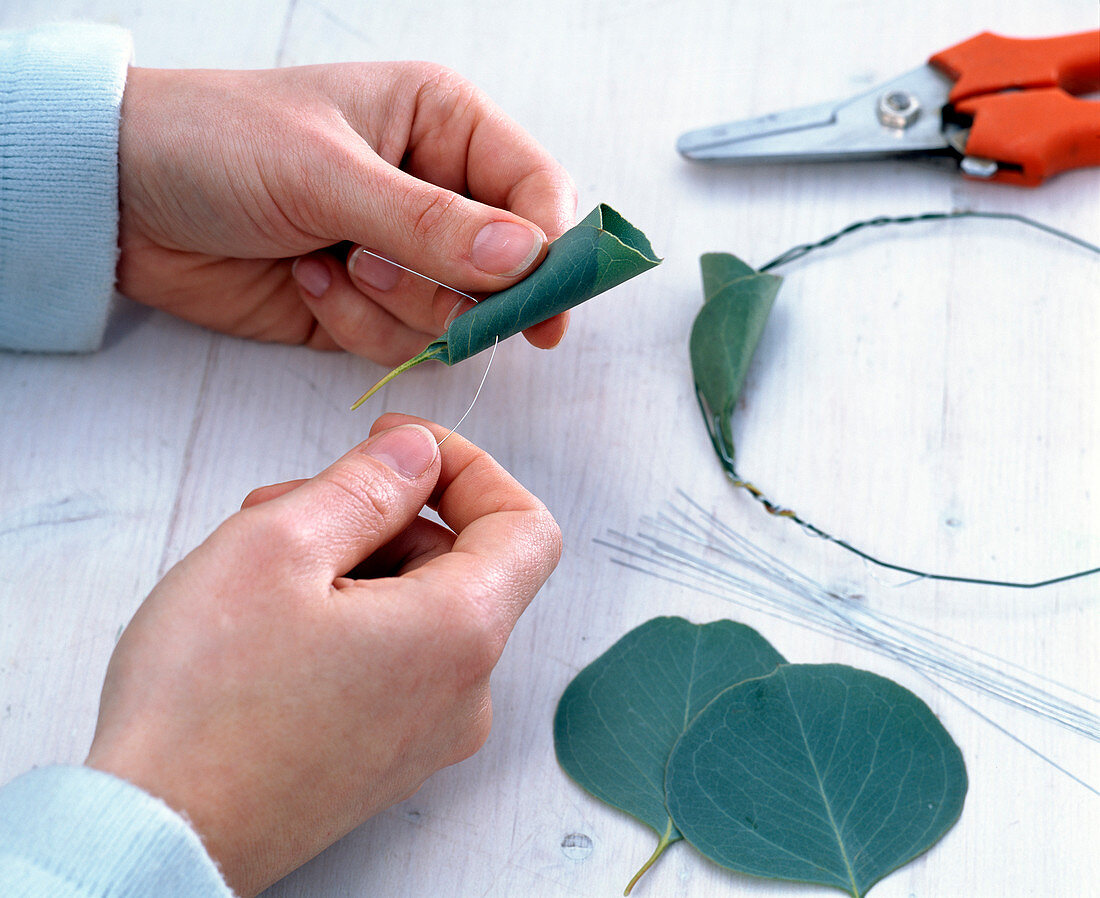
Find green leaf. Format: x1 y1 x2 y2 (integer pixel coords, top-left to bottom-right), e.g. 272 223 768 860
553 617 786 892
666 663 968 897
689 253 781 462
351 204 660 408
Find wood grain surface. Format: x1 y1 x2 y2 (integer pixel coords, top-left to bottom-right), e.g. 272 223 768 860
1 2 1097 896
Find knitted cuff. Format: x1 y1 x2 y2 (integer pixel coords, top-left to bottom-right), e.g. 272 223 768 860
0 765 234 897
0 23 131 352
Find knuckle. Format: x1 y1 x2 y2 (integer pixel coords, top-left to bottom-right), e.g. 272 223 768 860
278 118 362 234
411 62 473 99
435 597 502 688
367 339 424 369
465 630 502 684
394 62 481 127
533 505 564 567
241 485 267 508
510 503 564 578
321 468 395 539
408 188 462 245
532 161 577 202
223 505 312 565
448 697 493 764
318 287 428 365
456 606 503 681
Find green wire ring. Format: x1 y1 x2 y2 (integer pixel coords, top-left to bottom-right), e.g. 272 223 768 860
699 211 1100 589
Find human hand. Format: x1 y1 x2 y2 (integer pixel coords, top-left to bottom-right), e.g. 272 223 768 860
117 64 577 364
84 415 562 896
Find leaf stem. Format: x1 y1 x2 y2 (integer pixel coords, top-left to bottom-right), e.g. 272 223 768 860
624 821 675 895
349 345 437 410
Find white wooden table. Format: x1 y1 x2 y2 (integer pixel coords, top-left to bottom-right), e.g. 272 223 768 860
2 2 1097 895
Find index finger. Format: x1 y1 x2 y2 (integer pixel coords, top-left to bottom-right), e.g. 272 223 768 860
466 125 577 242
368 413 563 629
396 71 578 242
461 114 576 348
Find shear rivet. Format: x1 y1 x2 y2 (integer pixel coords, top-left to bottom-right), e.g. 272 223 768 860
877 90 921 129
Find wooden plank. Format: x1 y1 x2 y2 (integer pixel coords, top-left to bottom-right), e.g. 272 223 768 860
0 0 293 837
1 0 289 66
0 306 213 774
264 2 1100 894
1 1 1096 896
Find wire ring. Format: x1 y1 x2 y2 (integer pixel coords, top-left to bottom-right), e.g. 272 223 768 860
702 211 1100 589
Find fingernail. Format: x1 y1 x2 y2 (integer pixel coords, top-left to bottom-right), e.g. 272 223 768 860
350 248 402 291
364 424 437 478
292 257 331 298
471 221 543 277
444 297 477 328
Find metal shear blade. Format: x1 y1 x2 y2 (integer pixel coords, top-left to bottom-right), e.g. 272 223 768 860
678 65 954 163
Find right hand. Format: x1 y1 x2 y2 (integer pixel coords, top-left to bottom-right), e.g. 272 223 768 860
86 414 563 896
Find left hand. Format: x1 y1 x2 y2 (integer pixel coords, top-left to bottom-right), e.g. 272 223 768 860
117 64 578 364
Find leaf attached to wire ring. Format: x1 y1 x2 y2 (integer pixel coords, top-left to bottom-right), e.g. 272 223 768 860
690 253 781 463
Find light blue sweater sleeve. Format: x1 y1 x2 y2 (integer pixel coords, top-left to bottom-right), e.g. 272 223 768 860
0 24 234 895
0 765 235 897
0 22 130 352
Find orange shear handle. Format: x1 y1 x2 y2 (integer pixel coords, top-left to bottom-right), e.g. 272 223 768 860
930 31 1100 185
953 89 1100 186
930 31 1099 100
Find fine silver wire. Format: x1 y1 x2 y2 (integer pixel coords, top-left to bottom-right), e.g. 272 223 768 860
356 249 481 304
355 251 496 444
438 336 498 446
733 211 1100 589
664 490 1099 726
600 492 1100 792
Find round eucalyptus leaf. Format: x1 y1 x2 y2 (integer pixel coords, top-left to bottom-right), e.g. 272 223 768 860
554 616 785 890
667 663 967 897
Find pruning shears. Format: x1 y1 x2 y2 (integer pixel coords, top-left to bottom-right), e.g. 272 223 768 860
677 30 1100 186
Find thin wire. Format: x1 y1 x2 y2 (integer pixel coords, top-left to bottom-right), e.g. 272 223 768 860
600 496 1100 792
610 536 1099 794
758 210 1100 272
354 252 495 444
705 210 1100 589
356 249 481 304
438 336 497 446
638 494 1100 736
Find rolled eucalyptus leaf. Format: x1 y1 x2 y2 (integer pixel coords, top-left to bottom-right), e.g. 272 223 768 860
690 252 781 461
553 616 785 893
666 663 967 898
351 204 660 408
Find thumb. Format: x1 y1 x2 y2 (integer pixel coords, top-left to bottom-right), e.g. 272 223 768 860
255 423 441 580
328 159 548 292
